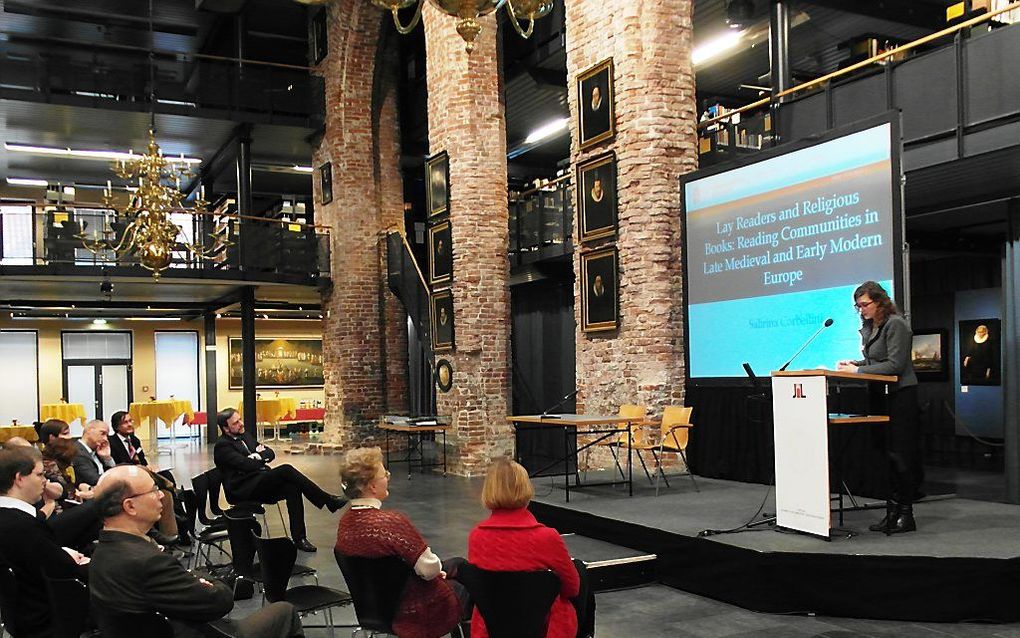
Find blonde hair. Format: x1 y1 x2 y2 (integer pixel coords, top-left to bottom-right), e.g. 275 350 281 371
339 447 384 499
481 457 534 510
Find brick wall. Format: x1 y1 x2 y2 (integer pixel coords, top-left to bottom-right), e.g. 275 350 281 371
314 1 407 447
565 1 699 427
422 5 512 475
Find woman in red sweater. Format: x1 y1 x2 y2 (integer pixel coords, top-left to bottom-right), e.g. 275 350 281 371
335 447 465 638
468 458 593 638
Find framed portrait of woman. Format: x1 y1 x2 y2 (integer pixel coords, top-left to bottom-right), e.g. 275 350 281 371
577 58 615 149
580 246 618 333
959 319 1000 386
428 220 453 286
426 151 450 218
576 151 617 243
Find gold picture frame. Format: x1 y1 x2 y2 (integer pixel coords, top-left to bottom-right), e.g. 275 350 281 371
430 288 455 352
577 58 615 150
428 220 453 286
426 151 450 218
576 151 618 243
580 246 618 333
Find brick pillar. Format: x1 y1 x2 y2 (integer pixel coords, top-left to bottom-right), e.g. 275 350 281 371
422 6 512 474
566 2 699 417
314 2 407 446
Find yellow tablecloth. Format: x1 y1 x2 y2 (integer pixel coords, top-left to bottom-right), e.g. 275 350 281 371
239 398 298 425
0 425 39 443
40 403 87 425
129 400 195 429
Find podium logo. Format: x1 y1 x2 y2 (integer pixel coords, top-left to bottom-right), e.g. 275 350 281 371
792 383 807 399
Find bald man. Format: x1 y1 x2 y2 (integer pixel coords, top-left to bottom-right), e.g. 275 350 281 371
72 420 116 488
90 466 303 638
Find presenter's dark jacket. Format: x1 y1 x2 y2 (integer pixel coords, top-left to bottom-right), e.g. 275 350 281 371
90 530 233 638
108 432 148 467
852 314 918 389
0 504 85 638
71 440 115 488
213 432 275 501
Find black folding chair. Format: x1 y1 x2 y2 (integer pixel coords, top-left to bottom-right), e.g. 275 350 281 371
224 508 316 599
91 606 174 638
333 551 411 635
0 565 20 638
457 563 560 638
43 575 91 638
182 486 230 571
254 536 353 637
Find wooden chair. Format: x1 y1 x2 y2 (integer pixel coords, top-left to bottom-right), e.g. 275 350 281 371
588 404 646 481
632 406 698 496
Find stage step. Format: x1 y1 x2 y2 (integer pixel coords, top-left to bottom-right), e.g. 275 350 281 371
562 533 657 592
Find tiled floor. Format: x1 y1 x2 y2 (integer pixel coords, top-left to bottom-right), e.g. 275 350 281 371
164 439 1020 637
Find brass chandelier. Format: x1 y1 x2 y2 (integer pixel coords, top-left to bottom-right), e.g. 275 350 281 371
370 0 554 52
79 130 228 279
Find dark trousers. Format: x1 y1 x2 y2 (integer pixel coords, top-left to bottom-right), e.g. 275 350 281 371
571 559 596 638
886 385 922 505
247 464 331 540
211 601 303 638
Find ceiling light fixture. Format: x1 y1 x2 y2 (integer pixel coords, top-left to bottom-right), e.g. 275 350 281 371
6 177 49 187
4 143 201 165
726 0 755 29
524 117 569 144
692 30 745 67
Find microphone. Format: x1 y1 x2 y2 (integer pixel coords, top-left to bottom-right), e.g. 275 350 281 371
778 318 834 372
540 389 580 419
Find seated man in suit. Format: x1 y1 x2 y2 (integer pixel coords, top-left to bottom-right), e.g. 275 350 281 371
90 465 303 638
108 411 150 467
72 419 116 488
213 407 344 552
0 447 89 638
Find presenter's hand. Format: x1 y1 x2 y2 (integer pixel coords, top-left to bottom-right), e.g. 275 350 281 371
836 362 859 373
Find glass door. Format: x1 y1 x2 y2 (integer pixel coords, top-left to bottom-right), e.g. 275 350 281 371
65 365 98 437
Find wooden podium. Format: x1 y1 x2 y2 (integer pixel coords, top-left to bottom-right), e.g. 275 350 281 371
771 369 896 539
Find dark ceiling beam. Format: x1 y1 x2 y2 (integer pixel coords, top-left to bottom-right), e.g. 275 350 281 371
526 68 568 89
4 300 212 309
799 0 945 31
4 1 201 37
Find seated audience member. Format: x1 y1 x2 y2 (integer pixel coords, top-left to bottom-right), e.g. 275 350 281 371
37 418 72 449
213 407 344 552
42 437 90 502
90 465 303 638
0 447 89 638
469 458 595 638
4 436 64 513
108 411 150 467
336 447 466 638
35 437 104 551
72 420 116 488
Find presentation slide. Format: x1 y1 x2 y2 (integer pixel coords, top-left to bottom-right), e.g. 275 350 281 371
684 122 899 379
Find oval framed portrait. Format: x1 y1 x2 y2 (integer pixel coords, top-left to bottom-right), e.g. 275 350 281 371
436 358 454 392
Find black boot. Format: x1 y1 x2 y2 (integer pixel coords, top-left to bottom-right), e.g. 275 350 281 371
886 502 916 535
869 501 895 532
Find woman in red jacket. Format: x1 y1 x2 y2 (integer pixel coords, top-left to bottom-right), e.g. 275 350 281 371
468 458 593 638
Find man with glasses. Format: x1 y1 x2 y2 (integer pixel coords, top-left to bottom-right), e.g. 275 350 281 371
0 446 88 638
90 465 303 638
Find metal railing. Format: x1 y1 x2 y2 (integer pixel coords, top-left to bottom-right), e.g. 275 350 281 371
0 204 330 280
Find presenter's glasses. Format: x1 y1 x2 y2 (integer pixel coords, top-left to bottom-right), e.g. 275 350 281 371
854 300 875 311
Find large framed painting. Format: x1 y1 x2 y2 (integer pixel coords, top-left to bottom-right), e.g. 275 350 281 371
428 220 453 286
577 58 615 149
580 246 618 333
319 162 333 205
576 151 618 243
228 338 324 389
911 329 947 381
426 151 449 218
959 318 1000 386
430 288 455 352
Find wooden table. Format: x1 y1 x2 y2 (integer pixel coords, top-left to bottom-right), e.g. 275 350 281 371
39 403 86 426
240 398 299 441
129 399 195 444
379 422 451 479
0 425 39 444
506 414 640 502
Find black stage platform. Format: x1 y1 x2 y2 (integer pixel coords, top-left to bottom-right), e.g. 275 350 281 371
531 474 1020 623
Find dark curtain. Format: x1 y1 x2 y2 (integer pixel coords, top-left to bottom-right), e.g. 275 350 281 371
687 384 892 499
511 276 576 476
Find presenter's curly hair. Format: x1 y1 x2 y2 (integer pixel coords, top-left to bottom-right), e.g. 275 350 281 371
854 280 898 324
481 457 534 510
339 447 384 499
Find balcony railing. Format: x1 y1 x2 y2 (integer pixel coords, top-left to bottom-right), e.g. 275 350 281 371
0 204 330 281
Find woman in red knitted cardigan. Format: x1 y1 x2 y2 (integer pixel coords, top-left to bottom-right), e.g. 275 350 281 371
468 458 593 638
335 447 464 638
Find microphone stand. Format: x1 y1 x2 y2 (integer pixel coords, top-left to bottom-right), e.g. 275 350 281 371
540 389 580 419
778 319 833 372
